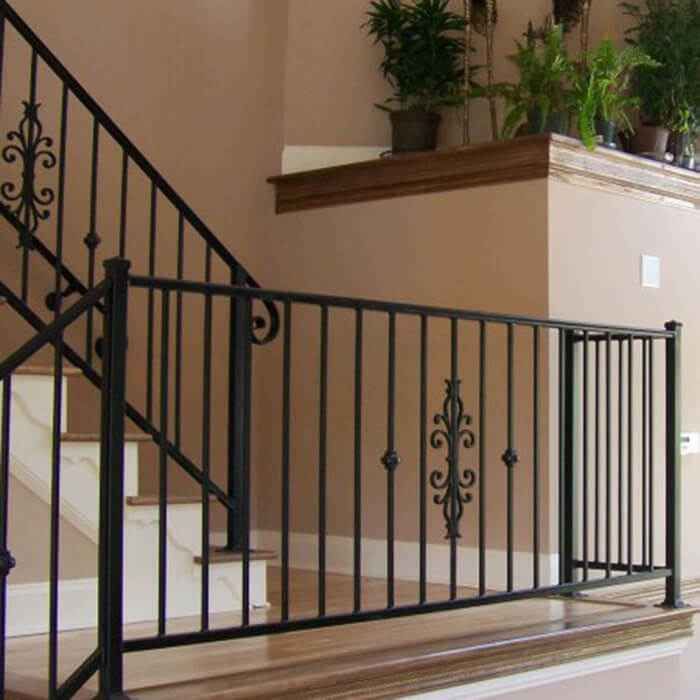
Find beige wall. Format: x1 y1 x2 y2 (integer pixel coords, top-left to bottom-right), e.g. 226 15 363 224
283 0 631 150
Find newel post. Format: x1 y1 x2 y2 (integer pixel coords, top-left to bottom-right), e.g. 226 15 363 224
98 258 131 697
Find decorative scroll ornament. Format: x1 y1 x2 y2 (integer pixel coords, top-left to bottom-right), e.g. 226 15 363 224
430 379 476 539
251 297 280 345
1 101 57 248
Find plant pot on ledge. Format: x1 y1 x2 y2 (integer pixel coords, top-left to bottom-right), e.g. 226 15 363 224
630 124 670 159
390 110 442 153
595 118 618 149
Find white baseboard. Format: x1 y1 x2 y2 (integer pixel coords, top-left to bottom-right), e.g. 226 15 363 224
214 530 558 591
411 638 688 699
7 578 97 637
282 145 389 174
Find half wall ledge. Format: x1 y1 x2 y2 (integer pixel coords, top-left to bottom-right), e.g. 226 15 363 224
268 134 700 214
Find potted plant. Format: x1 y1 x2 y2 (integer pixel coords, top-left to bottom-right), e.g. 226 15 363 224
622 0 700 160
365 0 467 153
573 39 658 150
484 23 573 139
669 98 699 168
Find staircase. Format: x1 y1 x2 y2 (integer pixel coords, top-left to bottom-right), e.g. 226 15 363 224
0 0 274 639
4 366 270 638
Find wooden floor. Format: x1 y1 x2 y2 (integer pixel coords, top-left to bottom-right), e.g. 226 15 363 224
6 569 696 699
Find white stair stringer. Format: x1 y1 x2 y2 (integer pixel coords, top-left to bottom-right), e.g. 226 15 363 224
2 373 269 637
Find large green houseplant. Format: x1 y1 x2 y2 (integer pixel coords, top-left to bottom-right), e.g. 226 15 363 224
365 0 467 152
573 39 658 150
622 0 700 162
486 23 573 139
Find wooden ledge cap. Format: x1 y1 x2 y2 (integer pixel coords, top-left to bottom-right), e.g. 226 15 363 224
269 133 700 214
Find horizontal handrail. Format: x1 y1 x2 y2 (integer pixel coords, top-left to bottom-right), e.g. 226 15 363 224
1 1 258 285
0 280 108 379
129 275 675 338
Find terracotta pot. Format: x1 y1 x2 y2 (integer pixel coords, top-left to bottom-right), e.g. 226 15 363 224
630 124 670 159
390 110 442 153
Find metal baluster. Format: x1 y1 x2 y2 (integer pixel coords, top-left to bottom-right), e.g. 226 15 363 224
0 377 12 699
174 213 184 449
595 341 600 563
85 117 100 365
533 326 540 589
21 49 38 302
479 321 487 596
618 340 624 565
642 339 648 568
158 291 170 636
281 301 291 622
384 313 397 609
118 150 128 258
606 334 612 578
318 306 328 617
48 83 68 699
354 309 363 613
628 336 634 575
560 330 575 586
200 246 212 631
146 183 157 422
582 331 589 581
419 315 428 604
241 292 252 628
505 323 516 592
649 340 655 569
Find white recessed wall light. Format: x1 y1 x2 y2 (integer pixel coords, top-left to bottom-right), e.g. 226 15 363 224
641 255 661 289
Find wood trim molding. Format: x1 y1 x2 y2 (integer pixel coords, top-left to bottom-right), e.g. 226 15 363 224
268 134 700 214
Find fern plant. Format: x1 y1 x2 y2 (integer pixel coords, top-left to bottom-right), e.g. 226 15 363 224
365 0 467 113
484 23 573 138
573 39 659 149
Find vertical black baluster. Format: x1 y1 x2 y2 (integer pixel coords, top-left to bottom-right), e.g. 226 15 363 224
48 84 68 699
618 340 624 564
174 214 184 449
628 336 634 575
158 291 170 636
85 118 100 365
595 340 600 563
118 151 128 258
385 313 397 608
558 330 565 585
479 321 487 596
354 309 363 613
318 306 328 617
449 318 459 600
200 247 212 631
0 377 11 699
419 315 428 604
532 326 540 589
649 340 655 569
505 323 515 593
582 332 589 581
241 294 252 627
146 184 157 422
281 301 292 622
606 334 612 578
0 1 6 104
642 339 648 568
21 50 38 303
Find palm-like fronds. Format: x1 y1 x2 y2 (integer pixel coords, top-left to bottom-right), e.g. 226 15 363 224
365 0 468 112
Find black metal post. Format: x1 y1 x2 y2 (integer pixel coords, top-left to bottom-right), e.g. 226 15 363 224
560 330 577 585
663 321 684 609
98 258 131 698
226 265 250 551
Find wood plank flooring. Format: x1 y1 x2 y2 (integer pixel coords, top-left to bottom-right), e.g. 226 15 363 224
5 568 695 699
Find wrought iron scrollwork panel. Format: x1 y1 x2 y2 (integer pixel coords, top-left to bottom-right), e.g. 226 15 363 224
251 296 280 345
1 100 57 247
430 379 476 540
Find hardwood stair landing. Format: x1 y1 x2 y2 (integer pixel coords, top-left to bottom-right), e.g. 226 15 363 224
5 570 695 700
